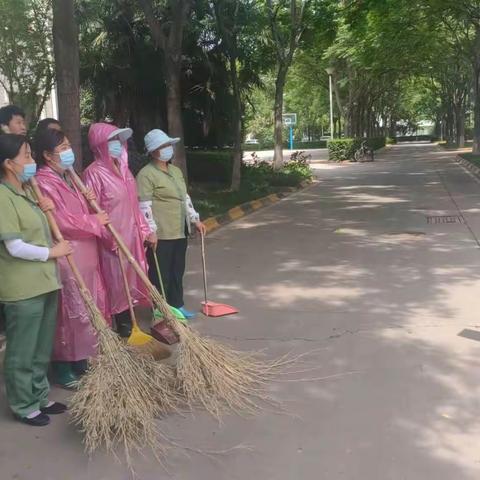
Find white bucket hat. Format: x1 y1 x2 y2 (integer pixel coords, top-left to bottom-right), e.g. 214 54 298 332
108 127 133 143
144 129 180 153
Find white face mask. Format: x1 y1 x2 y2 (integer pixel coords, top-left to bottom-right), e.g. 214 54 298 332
159 146 174 162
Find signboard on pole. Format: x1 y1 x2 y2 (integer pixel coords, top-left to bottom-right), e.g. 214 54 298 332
282 113 297 126
283 113 297 149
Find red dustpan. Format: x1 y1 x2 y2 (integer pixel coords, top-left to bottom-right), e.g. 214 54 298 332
200 231 238 317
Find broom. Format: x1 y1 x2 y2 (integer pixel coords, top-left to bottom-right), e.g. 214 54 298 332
68 169 275 417
117 248 171 360
29 178 179 465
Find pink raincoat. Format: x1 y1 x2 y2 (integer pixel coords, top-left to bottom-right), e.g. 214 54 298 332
84 123 152 315
36 166 110 361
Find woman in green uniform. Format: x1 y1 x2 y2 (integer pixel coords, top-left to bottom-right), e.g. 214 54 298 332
137 129 206 319
0 134 72 426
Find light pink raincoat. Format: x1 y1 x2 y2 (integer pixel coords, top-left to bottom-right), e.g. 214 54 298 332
36 166 110 361
83 123 152 315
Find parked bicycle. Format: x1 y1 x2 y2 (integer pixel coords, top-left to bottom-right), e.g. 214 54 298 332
354 141 374 162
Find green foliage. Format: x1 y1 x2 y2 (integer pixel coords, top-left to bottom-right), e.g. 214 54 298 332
0 0 54 127
328 137 385 161
386 137 397 145
365 137 386 151
327 138 361 162
242 150 312 189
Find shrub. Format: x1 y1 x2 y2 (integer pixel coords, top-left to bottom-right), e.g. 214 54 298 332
327 138 362 162
186 150 233 183
328 137 386 162
386 137 397 145
365 137 386 150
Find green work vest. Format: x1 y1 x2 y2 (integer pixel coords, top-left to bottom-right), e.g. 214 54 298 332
136 162 187 240
0 182 60 302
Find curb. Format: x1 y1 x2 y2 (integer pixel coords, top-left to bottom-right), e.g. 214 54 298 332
455 154 480 178
203 179 314 234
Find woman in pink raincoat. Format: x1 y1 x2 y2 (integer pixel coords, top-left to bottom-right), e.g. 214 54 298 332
34 128 111 388
84 123 156 337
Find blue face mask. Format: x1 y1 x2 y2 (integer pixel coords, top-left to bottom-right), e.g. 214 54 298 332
108 140 123 159
59 149 75 169
16 162 37 183
159 146 174 162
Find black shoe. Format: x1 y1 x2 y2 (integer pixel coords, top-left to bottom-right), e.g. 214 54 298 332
117 323 132 338
17 412 50 427
41 402 67 415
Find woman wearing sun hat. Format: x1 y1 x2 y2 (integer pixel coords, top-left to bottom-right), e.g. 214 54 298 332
136 129 206 319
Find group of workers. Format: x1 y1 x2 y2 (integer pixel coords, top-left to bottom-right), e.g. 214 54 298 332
0 104 206 427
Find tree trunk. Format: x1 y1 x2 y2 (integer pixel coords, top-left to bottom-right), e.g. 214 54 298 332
473 67 480 152
229 57 243 191
52 0 82 169
138 0 191 179
273 65 288 170
165 58 188 179
455 103 466 148
473 26 480 153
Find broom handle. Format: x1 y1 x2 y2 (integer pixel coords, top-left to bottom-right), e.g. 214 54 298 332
117 249 140 329
29 178 90 295
152 248 167 299
200 231 208 305
67 168 155 291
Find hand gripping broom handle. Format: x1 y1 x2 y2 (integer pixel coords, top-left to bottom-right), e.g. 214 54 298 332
29 178 100 321
67 168 156 292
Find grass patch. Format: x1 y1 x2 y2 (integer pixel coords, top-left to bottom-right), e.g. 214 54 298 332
459 152 480 166
189 182 282 219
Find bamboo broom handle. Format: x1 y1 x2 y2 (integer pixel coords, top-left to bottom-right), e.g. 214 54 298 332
29 178 92 296
67 168 153 289
117 249 140 329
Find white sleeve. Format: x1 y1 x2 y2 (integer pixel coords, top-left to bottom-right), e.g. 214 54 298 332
5 238 49 262
185 193 200 223
139 200 157 232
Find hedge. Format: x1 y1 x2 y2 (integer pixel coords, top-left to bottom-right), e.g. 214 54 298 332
186 150 233 183
327 137 386 162
327 138 362 162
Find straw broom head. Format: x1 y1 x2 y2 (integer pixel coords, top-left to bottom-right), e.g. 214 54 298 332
69 291 180 467
150 288 275 418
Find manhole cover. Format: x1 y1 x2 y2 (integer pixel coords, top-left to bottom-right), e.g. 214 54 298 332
426 215 464 224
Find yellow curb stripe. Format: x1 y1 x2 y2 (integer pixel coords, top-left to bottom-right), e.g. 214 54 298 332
228 206 245 220
250 200 263 210
204 217 220 232
202 182 312 233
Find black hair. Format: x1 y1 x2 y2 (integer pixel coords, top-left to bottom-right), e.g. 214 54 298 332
33 128 66 166
0 105 25 126
0 134 28 175
36 117 61 134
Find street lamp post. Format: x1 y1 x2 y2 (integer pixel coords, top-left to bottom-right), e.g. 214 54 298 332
326 67 335 140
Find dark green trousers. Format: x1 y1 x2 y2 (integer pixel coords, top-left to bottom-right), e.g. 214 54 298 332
3 290 58 417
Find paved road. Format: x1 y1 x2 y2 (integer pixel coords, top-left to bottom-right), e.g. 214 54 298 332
3 143 480 479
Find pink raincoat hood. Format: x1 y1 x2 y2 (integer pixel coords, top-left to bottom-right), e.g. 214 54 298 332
84 122 151 314
88 122 129 173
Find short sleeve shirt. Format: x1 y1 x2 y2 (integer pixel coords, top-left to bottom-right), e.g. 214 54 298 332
136 163 187 240
0 183 60 301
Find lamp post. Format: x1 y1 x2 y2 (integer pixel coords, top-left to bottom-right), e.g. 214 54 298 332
326 67 335 140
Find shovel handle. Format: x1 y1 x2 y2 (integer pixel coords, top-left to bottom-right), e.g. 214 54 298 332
200 230 208 305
